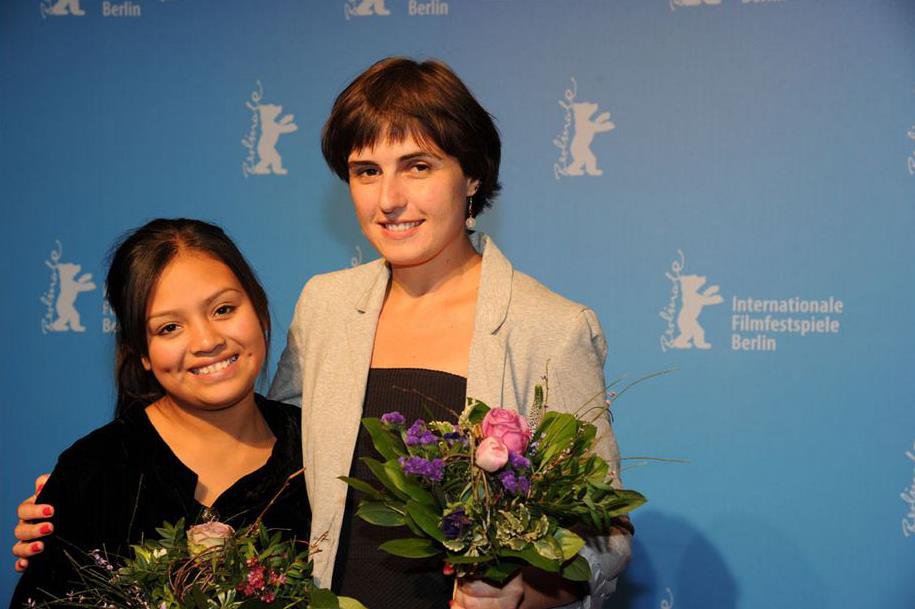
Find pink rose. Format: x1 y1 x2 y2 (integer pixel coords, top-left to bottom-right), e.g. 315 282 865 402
475 437 509 472
481 408 532 454
187 521 235 556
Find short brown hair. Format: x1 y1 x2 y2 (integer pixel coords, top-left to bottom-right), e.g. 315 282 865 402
322 57 501 217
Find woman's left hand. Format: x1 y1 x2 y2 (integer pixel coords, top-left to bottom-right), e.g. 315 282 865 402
453 574 524 609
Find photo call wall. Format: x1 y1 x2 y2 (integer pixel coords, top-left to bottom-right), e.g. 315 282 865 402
2 0 914 607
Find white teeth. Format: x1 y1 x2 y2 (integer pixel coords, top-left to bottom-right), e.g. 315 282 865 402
385 221 422 232
191 354 238 376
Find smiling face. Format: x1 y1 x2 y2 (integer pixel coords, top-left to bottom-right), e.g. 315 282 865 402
141 251 266 412
347 134 480 269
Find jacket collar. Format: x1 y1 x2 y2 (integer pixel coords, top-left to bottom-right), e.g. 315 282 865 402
352 232 513 335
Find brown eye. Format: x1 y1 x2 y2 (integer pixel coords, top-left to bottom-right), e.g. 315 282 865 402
215 304 235 316
158 323 179 335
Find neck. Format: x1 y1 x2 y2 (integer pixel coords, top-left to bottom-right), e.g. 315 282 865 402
148 391 266 444
389 232 481 299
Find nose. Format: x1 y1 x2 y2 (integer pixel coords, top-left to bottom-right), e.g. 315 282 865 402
189 319 226 355
378 174 405 215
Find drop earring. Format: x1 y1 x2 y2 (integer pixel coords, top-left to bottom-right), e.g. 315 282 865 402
465 196 477 230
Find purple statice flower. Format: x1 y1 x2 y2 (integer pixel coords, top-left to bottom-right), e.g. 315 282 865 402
399 456 445 482
499 470 530 496
380 411 406 426
508 451 531 470
441 508 471 539
516 475 530 496
405 419 439 446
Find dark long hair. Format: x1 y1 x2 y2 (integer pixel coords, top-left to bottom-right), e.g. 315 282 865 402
106 219 271 417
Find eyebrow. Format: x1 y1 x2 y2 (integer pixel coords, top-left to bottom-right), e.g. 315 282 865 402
147 287 242 323
347 151 443 169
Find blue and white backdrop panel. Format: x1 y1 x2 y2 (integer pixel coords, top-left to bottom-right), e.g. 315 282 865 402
2 0 914 607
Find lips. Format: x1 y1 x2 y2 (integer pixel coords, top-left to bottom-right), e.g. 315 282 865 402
381 220 424 232
189 354 239 376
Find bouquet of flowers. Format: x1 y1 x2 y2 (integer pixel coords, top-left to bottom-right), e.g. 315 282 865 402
31 482 366 609
341 385 646 584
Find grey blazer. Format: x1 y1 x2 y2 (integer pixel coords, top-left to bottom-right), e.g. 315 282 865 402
269 234 631 608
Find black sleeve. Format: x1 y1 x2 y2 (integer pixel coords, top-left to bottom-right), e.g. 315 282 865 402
9 449 115 609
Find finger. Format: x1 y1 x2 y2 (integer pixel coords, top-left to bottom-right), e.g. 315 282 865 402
14 521 53 542
17 502 53 522
12 541 44 558
34 474 50 496
14 558 29 572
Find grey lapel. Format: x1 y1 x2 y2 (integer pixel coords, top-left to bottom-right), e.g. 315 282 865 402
466 234 514 408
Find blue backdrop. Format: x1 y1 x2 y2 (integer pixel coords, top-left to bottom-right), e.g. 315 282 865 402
2 0 914 607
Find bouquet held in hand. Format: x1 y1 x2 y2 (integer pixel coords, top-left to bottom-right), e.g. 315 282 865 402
342 385 646 584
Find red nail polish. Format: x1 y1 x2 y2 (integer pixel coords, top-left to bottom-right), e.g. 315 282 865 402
30 543 41 553
40 524 52 535
37 484 44 494
42 507 52 517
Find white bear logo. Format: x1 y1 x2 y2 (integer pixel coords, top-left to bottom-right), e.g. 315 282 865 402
253 104 298 175
41 0 86 17
671 274 723 349
670 0 721 9
554 78 615 179
345 0 390 19
41 243 97 334
563 102 615 176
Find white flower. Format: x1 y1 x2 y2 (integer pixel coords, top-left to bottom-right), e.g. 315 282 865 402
187 521 235 557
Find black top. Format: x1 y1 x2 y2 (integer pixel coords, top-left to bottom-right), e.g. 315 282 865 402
334 368 467 609
11 395 309 609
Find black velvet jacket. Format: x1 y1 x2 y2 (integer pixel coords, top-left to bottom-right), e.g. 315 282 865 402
10 396 309 609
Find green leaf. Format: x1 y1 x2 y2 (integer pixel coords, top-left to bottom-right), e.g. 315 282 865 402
405 500 445 542
339 476 385 501
359 457 409 501
379 538 442 558
338 597 370 609
309 586 340 609
553 527 585 560
464 399 491 425
383 459 436 505
503 545 560 572
482 559 523 583
446 553 495 565
362 417 407 461
560 554 592 582
356 501 405 527
532 535 563 561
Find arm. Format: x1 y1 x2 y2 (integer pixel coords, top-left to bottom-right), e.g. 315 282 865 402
548 308 632 608
457 309 632 609
267 284 310 406
11 475 53 571
10 461 91 607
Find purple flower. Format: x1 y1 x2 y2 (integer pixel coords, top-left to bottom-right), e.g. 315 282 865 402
441 509 471 539
499 470 530 496
399 456 445 481
405 419 439 446
508 451 531 470
381 411 406 426
443 431 463 442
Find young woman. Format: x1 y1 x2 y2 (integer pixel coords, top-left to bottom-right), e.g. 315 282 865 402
15 59 632 609
10 219 309 608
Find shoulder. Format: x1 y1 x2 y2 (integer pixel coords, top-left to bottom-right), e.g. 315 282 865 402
54 417 132 471
295 259 384 304
257 395 302 427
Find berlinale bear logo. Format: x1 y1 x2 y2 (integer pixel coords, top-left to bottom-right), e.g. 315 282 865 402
345 0 390 19
41 0 85 17
553 78 615 179
40 241 97 334
659 250 723 351
242 82 299 177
